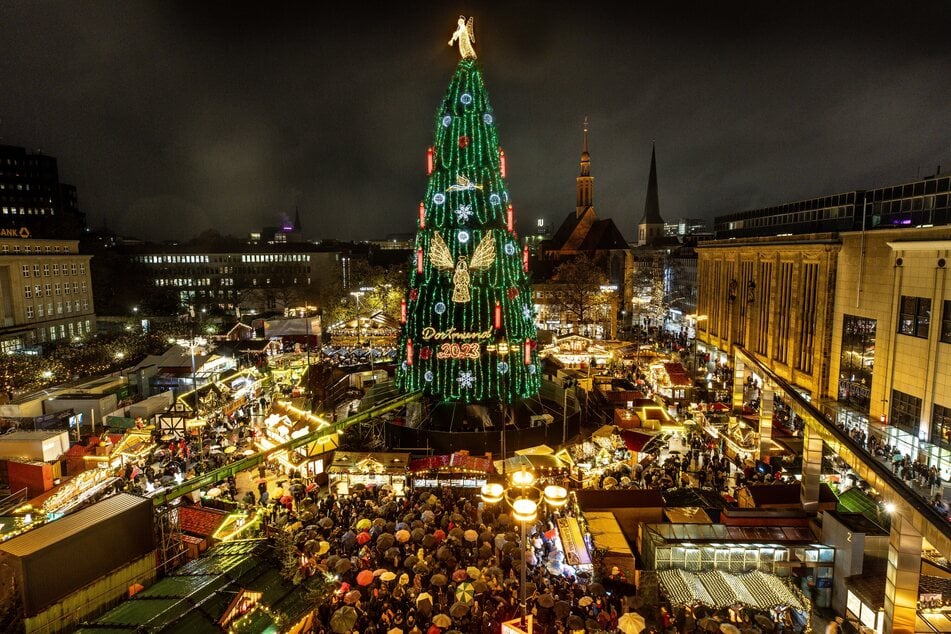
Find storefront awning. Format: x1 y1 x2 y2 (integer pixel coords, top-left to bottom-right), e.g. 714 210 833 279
621 430 654 452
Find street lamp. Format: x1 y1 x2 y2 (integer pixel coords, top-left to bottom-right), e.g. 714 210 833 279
481 468 568 629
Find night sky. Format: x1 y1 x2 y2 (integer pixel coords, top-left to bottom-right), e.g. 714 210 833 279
1 1 948 243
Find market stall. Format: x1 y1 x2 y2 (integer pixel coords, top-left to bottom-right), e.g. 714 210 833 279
569 426 636 488
409 452 493 489
581 510 635 582
327 451 410 497
658 568 811 632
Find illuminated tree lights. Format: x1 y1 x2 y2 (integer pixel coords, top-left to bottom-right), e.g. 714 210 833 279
396 57 539 403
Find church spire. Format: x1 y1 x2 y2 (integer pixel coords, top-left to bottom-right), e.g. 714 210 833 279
637 142 665 246
576 116 594 216
293 206 302 232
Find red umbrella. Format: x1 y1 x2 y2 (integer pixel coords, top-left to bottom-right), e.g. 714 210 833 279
433 529 446 543
356 569 375 586
357 531 372 545
427 626 441 634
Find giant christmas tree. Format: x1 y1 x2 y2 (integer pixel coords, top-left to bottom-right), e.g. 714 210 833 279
396 18 540 404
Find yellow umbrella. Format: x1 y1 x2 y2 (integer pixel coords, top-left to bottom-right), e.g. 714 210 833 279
356 518 372 530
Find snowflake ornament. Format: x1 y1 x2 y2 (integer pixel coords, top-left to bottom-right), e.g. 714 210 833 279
457 371 475 389
454 204 474 223
522 304 533 321
504 242 516 256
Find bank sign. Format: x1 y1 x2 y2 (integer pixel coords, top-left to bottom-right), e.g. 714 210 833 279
0 227 31 239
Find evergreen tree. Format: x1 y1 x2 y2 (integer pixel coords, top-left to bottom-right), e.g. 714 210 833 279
396 54 539 403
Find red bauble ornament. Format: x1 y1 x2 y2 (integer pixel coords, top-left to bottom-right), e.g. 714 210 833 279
409 289 419 301
458 135 470 148
530 340 538 350
506 287 519 300
420 346 431 361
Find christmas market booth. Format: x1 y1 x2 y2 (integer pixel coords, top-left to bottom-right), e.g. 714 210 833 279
327 451 410 497
409 451 494 489
657 568 812 632
255 401 338 481
650 362 694 405
539 335 615 371
328 310 399 348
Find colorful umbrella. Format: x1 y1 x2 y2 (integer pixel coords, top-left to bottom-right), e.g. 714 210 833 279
356 531 372 545
466 566 481 580
433 529 446 542
396 529 411 543
381 571 396 582
464 529 478 542
356 569 374 586
331 606 358 633
432 614 452 628
618 612 646 634
455 582 475 604
356 518 372 530
452 569 468 582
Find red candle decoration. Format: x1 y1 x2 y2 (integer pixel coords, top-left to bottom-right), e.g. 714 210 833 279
522 245 529 272
406 339 414 366
427 147 434 175
524 340 532 365
418 202 426 229
506 204 514 232
400 298 407 324
499 148 506 178
416 248 424 274
494 300 502 330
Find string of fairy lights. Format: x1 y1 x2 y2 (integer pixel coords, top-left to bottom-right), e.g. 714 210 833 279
396 58 540 403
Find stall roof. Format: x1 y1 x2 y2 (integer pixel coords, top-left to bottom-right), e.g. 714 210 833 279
497 453 565 473
621 429 655 452
575 488 665 510
0 494 148 558
584 511 636 577
644 522 817 544
409 453 494 474
664 507 713 524
327 451 410 474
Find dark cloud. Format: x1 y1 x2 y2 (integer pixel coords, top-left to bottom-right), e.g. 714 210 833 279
0 1 948 242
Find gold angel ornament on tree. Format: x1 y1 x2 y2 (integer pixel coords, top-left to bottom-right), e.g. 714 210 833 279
429 231 495 303
449 16 476 59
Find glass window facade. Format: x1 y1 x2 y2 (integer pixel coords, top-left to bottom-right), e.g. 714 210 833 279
891 389 922 436
942 300 951 344
838 315 875 413
898 296 931 338
932 404 951 451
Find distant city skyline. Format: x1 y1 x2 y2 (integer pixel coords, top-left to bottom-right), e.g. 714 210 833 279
0 1 948 242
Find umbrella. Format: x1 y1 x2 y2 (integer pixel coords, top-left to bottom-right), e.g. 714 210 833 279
755 615 775 631
414 562 430 575
412 527 426 542
427 627 441 634
432 614 452 628
373 568 388 577
344 589 362 604
554 601 571 619
422 510 435 523
430 573 448 586
437 546 452 561
433 529 446 542
387 629 404 634
588 582 606 596
699 618 720 633
399 573 410 586
416 592 433 614
381 571 396 582
464 529 478 542
422 534 437 549
357 531 372 545
331 606 358 633
586 619 599 631
537 593 555 608
449 601 469 618
319 517 334 528
466 566 481 580
335 558 352 574
317 541 331 555
385 546 401 559
404 555 419 569
567 615 584 631
455 582 475 604
546 561 562 576
342 531 356 547
224 445 236 454
377 533 395 550
242 449 255 456
206 487 221 498
473 580 488 594
356 518 372 530
720 625 741 634
578 596 593 607
396 529 411 543
452 569 468 582
449 527 464 541
618 612 647 634
356 569 374 586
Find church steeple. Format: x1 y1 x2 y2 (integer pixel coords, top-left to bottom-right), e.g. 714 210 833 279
637 142 665 246
576 116 594 216
293 206 302 232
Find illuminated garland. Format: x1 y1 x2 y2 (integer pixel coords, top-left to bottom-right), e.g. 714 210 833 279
396 58 540 403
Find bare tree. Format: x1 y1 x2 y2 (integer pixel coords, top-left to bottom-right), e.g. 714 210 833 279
550 255 612 333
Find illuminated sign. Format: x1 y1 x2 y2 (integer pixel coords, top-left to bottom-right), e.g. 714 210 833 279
436 342 480 360
0 227 31 239
421 326 493 341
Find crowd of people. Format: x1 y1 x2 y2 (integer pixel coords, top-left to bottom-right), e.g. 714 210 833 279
262 485 635 634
